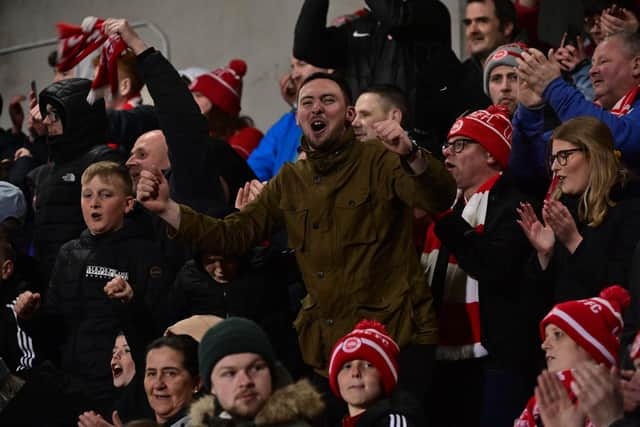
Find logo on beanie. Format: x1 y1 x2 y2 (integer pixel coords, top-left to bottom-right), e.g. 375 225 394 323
491 49 508 61
583 300 603 313
450 119 463 133
343 337 362 353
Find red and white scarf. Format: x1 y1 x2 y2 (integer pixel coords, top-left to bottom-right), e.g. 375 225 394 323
56 17 126 104
421 173 501 360
515 370 594 427
608 84 639 117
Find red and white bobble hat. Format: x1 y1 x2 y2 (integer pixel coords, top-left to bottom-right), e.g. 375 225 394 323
447 105 512 170
189 59 247 116
328 320 400 398
540 285 631 367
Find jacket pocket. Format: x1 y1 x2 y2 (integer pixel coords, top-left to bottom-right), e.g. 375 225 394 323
335 190 377 245
293 296 326 371
281 207 308 251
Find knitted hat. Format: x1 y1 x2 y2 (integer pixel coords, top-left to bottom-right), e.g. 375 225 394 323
198 317 276 392
447 105 512 169
540 285 631 367
189 59 247 116
328 320 400 398
483 43 527 96
0 182 26 223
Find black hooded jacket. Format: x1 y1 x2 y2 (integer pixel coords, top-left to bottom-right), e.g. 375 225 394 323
32 78 125 280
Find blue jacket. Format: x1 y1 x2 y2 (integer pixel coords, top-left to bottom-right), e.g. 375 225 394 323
511 77 640 179
248 111 301 181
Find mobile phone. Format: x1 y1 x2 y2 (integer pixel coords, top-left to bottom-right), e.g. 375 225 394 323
30 80 37 94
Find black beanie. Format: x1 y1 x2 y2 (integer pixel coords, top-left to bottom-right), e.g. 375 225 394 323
199 317 276 392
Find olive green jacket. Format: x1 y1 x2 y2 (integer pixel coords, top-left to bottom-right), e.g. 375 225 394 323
172 131 456 373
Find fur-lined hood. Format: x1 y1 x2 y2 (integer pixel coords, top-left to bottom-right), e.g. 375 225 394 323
188 378 324 427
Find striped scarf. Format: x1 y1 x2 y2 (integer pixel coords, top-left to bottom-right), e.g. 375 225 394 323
421 173 501 360
609 84 639 117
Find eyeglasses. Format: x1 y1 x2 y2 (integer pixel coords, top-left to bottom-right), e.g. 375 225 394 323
45 110 60 123
548 148 584 167
442 139 477 154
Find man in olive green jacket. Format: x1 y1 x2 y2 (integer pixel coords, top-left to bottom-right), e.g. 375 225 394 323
137 73 456 382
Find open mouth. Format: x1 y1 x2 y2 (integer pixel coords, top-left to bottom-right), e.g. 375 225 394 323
91 212 102 220
310 120 327 133
444 160 455 169
112 363 123 378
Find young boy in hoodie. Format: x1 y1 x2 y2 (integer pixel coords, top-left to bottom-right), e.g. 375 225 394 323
15 161 168 422
328 320 422 427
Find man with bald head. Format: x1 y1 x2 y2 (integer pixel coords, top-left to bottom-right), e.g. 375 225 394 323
126 130 170 190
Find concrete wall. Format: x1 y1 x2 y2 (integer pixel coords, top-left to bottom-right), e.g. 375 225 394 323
0 0 464 131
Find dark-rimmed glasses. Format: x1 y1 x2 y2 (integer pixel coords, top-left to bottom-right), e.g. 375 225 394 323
548 148 584 167
442 139 477 154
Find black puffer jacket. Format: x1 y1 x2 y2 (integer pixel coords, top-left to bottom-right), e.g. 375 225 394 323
294 0 468 152
33 78 125 280
27 224 169 402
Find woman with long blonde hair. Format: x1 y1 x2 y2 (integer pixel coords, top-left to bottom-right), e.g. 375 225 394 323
517 116 640 303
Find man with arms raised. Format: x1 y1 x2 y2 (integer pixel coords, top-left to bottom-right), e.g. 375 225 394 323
136 72 456 406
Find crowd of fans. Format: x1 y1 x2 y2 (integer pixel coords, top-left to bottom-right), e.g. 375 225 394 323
2 0 640 426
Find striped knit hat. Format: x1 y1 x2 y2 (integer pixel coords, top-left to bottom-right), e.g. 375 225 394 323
189 59 247 116
540 285 631 367
483 42 527 96
447 105 512 169
328 320 399 398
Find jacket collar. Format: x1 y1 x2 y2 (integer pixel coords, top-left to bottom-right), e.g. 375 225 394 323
300 128 356 175
188 378 324 427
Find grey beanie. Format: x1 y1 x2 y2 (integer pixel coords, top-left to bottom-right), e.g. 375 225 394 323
483 43 527 96
199 317 276 392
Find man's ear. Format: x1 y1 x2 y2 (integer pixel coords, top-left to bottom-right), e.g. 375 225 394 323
345 106 356 123
631 56 640 79
502 22 514 40
390 108 402 124
486 152 498 167
124 196 135 214
119 77 132 98
1 259 14 281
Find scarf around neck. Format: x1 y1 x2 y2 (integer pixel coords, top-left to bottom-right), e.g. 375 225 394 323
421 172 501 360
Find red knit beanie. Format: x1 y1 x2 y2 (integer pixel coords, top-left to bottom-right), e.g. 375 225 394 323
540 285 631 367
447 105 512 169
328 320 400 398
189 59 247 116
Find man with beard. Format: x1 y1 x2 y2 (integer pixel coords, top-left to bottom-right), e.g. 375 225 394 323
136 72 456 414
